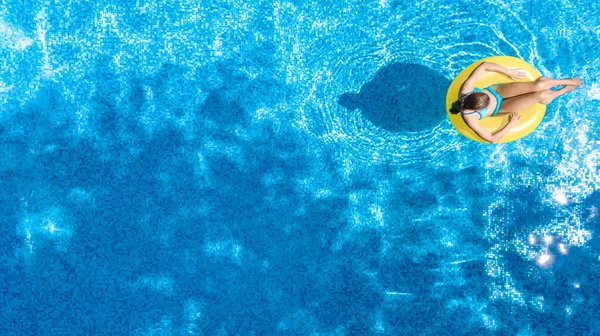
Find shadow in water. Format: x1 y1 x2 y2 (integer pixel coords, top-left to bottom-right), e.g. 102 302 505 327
339 63 450 132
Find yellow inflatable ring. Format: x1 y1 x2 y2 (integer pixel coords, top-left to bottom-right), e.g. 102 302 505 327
446 56 545 144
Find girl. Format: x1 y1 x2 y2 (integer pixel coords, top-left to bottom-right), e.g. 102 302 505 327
449 62 583 143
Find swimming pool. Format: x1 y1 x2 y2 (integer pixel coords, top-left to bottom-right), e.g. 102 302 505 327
2 0 600 334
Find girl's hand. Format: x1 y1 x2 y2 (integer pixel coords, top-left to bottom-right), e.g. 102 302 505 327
507 68 527 80
509 112 521 125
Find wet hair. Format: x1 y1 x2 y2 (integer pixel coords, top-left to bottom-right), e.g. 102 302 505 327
449 92 490 114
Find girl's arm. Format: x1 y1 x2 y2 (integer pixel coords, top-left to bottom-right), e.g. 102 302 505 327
482 62 509 76
483 62 526 79
459 62 526 96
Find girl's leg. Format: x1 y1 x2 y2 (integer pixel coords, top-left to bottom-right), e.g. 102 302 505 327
493 77 582 99
497 85 577 113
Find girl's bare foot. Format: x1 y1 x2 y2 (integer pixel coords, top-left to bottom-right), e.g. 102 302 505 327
568 78 583 86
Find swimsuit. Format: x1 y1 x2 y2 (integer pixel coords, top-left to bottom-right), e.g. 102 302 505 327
461 85 504 119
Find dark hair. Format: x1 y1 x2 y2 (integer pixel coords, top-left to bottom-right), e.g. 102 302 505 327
449 92 490 114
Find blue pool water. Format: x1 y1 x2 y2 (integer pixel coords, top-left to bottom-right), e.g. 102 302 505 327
2 0 600 334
